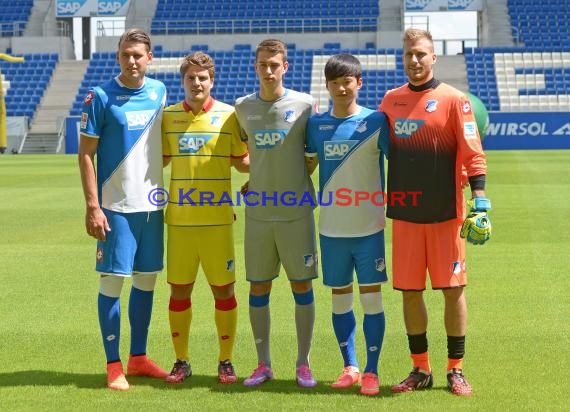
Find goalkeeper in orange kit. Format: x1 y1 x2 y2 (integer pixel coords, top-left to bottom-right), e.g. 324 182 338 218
378 28 491 397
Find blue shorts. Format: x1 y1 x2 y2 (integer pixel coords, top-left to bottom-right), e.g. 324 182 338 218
319 231 388 288
95 209 164 276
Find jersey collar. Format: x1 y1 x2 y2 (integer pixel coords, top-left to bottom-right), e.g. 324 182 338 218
182 96 215 113
408 77 441 92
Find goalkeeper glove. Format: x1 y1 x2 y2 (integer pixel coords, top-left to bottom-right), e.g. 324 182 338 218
460 197 492 245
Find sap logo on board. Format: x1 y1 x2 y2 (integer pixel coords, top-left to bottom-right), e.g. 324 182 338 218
98 1 127 15
57 1 84 15
125 110 155 130
254 130 287 149
405 0 432 11
394 119 425 138
324 140 357 160
448 0 476 10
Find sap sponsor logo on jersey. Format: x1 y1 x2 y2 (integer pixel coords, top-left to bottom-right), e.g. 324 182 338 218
125 110 155 130
319 124 335 131
254 129 287 149
394 119 425 138
178 134 212 153
486 121 570 136
57 0 85 16
324 140 358 160
98 1 127 15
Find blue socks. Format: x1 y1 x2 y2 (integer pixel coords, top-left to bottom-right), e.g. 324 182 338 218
98 293 121 363
332 311 358 368
128 287 154 356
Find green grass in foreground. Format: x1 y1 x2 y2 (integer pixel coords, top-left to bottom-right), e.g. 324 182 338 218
0 151 568 411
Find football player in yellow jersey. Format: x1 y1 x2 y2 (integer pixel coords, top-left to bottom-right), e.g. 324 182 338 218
162 51 249 384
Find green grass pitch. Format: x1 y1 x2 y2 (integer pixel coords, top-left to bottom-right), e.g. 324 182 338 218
0 151 568 411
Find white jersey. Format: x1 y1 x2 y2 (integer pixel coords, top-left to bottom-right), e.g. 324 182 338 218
306 106 388 237
80 76 166 213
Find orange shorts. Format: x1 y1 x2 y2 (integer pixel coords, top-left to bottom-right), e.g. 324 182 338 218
392 218 466 290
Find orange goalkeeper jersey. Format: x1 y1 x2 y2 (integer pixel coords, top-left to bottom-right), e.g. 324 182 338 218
379 79 487 223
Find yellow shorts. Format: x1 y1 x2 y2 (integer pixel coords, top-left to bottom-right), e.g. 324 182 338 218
167 225 236 287
392 218 466 291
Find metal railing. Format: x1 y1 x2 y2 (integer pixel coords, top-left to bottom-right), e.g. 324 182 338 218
150 17 379 35
0 21 26 37
97 19 127 37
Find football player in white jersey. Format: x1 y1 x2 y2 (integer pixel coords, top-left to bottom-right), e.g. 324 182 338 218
78 28 168 391
305 54 389 396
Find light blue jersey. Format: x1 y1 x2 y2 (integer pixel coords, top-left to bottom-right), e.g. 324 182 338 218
306 106 388 237
81 76 166 213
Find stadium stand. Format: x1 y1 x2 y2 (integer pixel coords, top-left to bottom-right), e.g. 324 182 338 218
70 46 406 115
1 53 58 119
0 0 33 37
150 0 379 35
3 0 570 154
466 47 570 112
507 0 569 48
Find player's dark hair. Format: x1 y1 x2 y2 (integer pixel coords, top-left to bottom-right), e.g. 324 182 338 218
180 51 216 79
118 28 152 52
324 54 362 81
256 39 287 62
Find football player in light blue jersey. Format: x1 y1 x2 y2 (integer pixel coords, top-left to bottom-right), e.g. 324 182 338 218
78 28 168 391
235 39 318 388
305 54 389 396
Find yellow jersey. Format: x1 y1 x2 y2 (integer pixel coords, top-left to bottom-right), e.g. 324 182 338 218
162 98 248 226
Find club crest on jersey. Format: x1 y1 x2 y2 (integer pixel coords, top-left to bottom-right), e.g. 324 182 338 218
375 258 386 272
462 100 472 114
178 133 212 153
394 119 425 138
254 129 287 149
284 109 296 123
148 89 158 101
303 253 316 267
425 99 438 113
210 115 222 127
126 110 155 130
324 140 358 160
355 120 368 133
84 91 94 105
226 259 235 272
